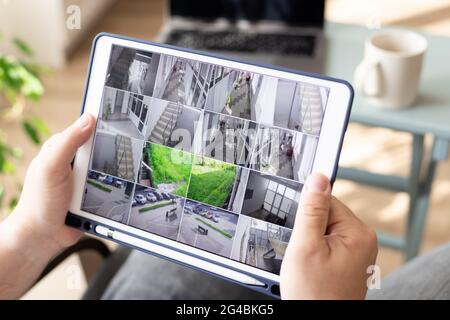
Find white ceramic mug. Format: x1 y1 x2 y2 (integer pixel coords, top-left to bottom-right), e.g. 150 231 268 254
354 29 427 109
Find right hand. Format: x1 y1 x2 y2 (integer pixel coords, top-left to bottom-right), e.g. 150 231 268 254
280 173 378 300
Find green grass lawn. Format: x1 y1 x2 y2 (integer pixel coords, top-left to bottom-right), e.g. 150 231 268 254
187 156 236 208
146 143 192 196
139 200 173 213
87 179 112 193
195 217 232 239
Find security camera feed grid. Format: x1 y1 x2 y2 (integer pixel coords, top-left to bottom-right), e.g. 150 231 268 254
81 45 330 275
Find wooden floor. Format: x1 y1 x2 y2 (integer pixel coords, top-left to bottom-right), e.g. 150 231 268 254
6 0 449 298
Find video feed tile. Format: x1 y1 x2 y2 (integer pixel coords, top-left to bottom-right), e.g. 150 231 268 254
137 142 193 197
231 216 292 275
105 46 160 97
238 170 302 229
145 100 202 152
81 170 133 224
201 111 258 166
178 199 239 258
90 130 144 182
250 125 318 183
129 184 184 240
258 80 329 136
186 155 249 213
151 56 211 109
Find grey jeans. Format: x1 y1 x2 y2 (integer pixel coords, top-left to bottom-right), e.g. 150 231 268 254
366 242 450 300
99 243 450 300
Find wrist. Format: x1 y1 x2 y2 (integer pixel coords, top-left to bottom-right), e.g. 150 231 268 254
1 208 61 263
0 210 61 299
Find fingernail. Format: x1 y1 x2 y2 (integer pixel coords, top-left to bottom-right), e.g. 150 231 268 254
306 173 329 193
77 114 89 128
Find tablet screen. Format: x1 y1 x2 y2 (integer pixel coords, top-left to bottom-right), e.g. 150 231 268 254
81 45 329 275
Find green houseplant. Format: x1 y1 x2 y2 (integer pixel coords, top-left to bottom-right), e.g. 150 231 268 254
0 32 50 214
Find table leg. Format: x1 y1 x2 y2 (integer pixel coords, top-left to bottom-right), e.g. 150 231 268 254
404 134 424 260
337 134 448 260
405 137 448 260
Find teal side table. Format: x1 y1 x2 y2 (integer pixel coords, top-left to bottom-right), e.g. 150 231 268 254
325 23 450 260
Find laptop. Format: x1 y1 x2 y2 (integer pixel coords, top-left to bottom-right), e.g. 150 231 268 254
156 0 326 73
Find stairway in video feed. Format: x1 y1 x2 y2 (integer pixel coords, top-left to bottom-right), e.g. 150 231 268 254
300 84 323 136
115 135 135 181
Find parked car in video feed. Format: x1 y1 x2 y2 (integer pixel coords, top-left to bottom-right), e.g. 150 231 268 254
135 194 147 205
153 191 164 201
187 202 224 223
113 179 123 188
104 176 114 185
89 172 124 189
162 192 171 200
179 199 238 257
88 171 100 180
184 204 193 213
146 192 157 202
83 170 133 224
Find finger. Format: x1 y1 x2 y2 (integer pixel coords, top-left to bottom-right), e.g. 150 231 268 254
40 113 95 165
290 172 331 248
327 197 358 226
326 197 366 237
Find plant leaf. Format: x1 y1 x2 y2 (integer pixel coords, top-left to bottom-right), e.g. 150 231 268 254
0 55 44 102
8 196 18 211
10 147 23 159
22 120 41 144
31 116 51 137
0 147 5 174
17 65 44 102
23 62 52 77
2 159 15 174
0 184 4 208
13 38 34 57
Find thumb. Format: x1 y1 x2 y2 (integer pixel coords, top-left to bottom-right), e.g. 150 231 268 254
291 173 331 249
40 113 95 165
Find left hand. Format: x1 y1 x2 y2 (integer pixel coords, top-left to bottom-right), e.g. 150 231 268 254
8 113 95 253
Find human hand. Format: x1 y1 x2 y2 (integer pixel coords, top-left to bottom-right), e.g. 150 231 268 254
7 113 95 255
280 173 378 300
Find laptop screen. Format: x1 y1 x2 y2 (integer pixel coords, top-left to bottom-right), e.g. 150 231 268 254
169 0 325 27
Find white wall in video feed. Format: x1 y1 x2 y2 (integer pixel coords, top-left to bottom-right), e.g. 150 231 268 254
82 44 330 275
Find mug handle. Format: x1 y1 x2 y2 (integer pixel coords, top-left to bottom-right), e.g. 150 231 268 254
354 59 381 97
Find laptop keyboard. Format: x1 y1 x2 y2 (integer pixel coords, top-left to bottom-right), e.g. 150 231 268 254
165 29 316 56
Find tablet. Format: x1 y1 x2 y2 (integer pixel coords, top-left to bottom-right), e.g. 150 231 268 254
67 33 353 298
